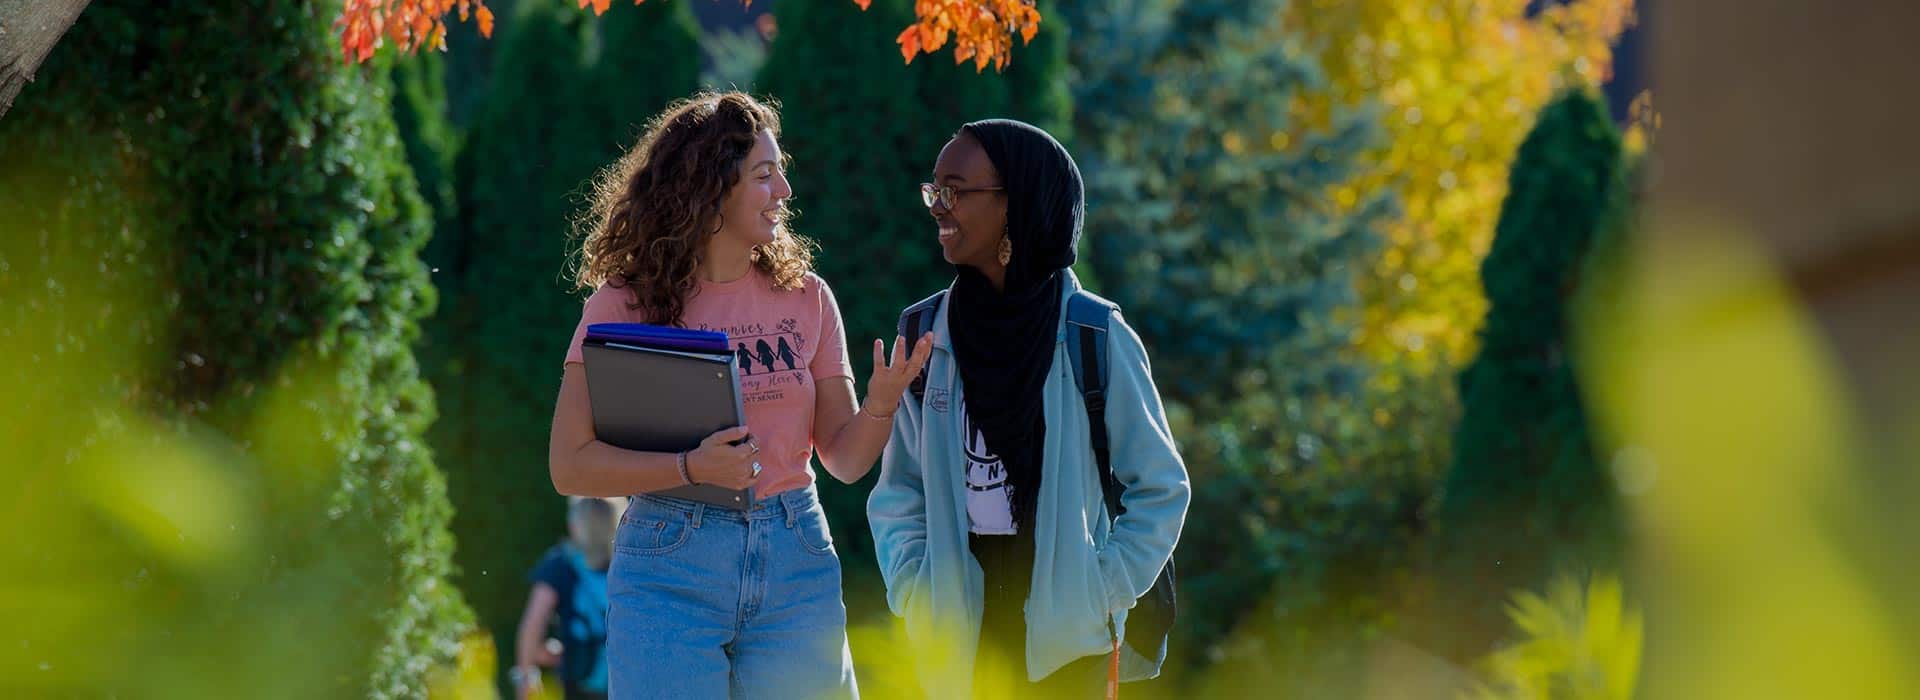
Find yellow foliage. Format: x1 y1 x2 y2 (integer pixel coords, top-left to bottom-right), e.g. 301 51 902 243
1287 0 1636 374
1465 574 1642 700
428 631 504 700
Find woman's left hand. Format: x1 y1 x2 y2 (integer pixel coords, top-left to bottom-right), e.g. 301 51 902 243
863 333 934 417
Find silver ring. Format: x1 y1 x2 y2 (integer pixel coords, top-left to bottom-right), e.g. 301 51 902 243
750 461 763 478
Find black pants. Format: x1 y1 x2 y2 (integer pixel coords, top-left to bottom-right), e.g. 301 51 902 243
970 532 1109 699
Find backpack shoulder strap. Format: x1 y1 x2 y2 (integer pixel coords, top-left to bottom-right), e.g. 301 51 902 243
1065 290 1122 518
897 290 947 402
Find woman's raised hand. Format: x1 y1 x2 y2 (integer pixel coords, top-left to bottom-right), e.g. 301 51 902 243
863 333 934 418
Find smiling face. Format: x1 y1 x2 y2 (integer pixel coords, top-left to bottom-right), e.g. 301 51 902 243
714 128 792 250
929 133 1008 273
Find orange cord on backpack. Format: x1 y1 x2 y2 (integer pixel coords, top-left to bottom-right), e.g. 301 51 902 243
1106 634 1121 700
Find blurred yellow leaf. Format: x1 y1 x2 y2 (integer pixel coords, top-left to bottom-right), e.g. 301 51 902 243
1466 574 1641 700
428 630 502 700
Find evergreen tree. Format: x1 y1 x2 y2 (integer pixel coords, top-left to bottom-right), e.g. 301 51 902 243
590 0 706 144
1065 0 1386 402
392 50 460 233
1428 89 1630 660
0 1 469 696
392 49 464 293
442 0 522 129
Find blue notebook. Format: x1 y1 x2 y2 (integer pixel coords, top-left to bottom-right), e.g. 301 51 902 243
585 323 729 354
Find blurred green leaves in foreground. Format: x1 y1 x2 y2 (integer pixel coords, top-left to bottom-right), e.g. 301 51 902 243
1575 224 1920 700
0 238 385 696
1448 212 1920 700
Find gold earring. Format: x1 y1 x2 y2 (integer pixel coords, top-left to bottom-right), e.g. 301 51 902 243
997 234 1012 266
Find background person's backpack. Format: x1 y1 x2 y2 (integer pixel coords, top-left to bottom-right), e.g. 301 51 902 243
898 289 1178 671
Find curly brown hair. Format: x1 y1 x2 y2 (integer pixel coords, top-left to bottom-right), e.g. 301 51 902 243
572 91 815 326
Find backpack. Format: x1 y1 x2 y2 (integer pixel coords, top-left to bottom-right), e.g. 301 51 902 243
551 545 610 693
898 289 1178 667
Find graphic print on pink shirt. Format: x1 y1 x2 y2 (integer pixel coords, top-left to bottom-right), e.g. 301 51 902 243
714 316 814 407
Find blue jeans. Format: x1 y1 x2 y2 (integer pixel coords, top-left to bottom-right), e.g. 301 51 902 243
606 487 858 699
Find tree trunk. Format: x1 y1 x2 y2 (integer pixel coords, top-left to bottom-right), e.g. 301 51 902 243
0 0 90 120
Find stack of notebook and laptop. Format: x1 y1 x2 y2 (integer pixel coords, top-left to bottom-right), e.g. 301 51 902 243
581 323 753 510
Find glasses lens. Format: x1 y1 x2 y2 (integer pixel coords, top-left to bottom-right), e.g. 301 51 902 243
920 183 939 208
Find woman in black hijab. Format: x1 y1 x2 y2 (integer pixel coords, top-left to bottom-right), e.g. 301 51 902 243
869 119 1191 698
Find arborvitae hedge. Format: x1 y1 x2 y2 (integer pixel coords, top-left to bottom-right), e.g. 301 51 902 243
0 1 470 696
1428 89 1630 660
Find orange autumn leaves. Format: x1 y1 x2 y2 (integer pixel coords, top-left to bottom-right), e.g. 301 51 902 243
892 0 1041 71
334 0 1040 71
335 0 494 62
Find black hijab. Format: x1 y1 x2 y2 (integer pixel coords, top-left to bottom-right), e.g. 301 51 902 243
948 119 1084 532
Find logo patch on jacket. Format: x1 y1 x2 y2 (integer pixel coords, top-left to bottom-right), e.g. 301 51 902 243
927 387 951 413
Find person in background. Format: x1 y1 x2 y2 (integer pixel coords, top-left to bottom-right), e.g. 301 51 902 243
512 496 624 700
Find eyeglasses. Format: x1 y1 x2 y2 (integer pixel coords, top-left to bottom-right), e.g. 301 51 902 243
920 182 1004 210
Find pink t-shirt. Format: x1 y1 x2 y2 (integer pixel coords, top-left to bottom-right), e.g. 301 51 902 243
564 269 853 497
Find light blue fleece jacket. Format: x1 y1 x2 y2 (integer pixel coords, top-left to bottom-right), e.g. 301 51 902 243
867 271 1191 695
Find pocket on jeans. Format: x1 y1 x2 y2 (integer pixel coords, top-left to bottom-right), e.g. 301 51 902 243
792 509 835 556
614 501 692 555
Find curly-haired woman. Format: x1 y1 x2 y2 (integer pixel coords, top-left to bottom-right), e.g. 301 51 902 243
547 91 931 699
